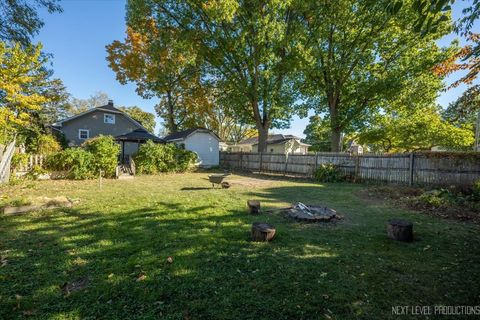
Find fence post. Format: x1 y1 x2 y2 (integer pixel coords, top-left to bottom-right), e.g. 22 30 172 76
354 155 360 182
239 152 243 170
259 152 263 173
409 153 415 186
284 154 288 176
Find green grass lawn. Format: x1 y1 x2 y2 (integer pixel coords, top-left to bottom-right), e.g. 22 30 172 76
1 173 479 319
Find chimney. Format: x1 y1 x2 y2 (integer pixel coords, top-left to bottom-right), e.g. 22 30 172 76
108 99 113 106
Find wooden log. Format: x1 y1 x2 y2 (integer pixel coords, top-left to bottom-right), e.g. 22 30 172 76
387 219 413 242
251 222 276 242
247 200 261 214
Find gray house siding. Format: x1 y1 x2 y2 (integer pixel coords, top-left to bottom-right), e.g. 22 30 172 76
61 110 142 146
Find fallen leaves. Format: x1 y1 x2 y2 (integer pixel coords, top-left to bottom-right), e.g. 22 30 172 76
136 274 147 282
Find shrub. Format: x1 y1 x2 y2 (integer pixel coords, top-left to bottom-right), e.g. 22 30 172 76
82 135 120 178
313 163 344 182
46 148 95 180
25 165 48 180
11 153 29 171
134 141 197 174
32 134 62 154
473 180 480 201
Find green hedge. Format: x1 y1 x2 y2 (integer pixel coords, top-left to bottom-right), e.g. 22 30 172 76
45 135 119 179
134 141 197 174
46 148 95 180
83 136 120 178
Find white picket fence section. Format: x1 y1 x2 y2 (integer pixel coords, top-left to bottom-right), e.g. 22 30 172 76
220 152 480 187
15 154 47 173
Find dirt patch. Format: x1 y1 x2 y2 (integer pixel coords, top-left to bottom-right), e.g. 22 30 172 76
226 176 276 188
2 196 73 215
357 186 480 223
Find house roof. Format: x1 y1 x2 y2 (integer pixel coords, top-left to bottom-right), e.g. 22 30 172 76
52 100 149 132
115 129 165 143
239 134 306 146
163 128 222 142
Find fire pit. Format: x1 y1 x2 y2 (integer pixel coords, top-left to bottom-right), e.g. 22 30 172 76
283 202 341 223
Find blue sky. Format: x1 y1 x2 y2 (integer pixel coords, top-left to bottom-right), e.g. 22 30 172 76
36 0 478 137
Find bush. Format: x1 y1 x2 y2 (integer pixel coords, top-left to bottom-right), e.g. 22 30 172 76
134 141 197 174
11 153 29 171
418 190 448 207
25 165 48 180
82 135 120 178
46 148 95 180
31 134 62 154
313 163 344 182
45 136 120 180
473 180 480 201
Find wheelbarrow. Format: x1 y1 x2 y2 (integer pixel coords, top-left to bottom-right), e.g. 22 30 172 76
208 174 230 188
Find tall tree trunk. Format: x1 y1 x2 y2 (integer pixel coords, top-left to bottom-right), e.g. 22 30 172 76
166 91 178 133
251 99 269 152
257 124 268 153
330 127 342 152
328 95 342 152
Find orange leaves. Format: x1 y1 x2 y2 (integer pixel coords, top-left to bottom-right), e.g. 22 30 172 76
433 33 480 88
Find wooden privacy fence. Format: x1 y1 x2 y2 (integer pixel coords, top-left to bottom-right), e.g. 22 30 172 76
220 152 480 186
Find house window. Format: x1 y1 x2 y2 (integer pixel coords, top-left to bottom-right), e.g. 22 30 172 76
104 114 115 124
78 129 89 140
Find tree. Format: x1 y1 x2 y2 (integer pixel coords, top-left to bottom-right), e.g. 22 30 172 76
120 0 302 151
0 0 62 46
119 106 156 133
303 115 333 152
177 85 256 142
357 105 474 152
298 0 452 151
38 79 71 125
409 0 479 85
106 20 201 134
69 91 110 115
443 84 480 126
0 41 65 144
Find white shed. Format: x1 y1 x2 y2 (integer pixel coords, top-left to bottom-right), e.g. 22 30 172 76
163 128 221 167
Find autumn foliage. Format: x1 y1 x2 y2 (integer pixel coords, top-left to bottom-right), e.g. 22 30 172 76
433 33 480 88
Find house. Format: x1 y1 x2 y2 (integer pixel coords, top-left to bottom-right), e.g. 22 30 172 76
52 100 164 159
231 134 310 154
347 140 364 155
163 128 221 167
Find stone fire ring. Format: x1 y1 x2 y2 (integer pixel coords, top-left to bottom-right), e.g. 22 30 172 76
283 205 339 222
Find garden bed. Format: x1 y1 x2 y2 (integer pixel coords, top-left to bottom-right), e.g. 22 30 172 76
357 186 480 223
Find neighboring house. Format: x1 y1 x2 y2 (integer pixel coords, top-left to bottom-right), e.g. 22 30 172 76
52 100 160 157
347 140 364 155
163 128 221 167
232 134 310 154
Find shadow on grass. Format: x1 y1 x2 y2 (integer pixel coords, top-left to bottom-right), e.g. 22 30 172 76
180 187 212 191
0 202 341 319
1 184 479 319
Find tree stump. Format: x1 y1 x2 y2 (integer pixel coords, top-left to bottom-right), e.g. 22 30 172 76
387 219 413 242
247 200 261 214
251 222 276 242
